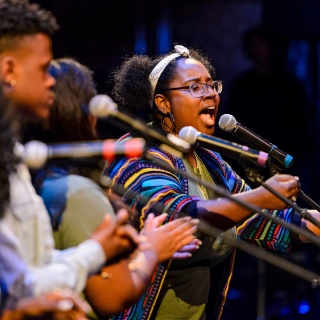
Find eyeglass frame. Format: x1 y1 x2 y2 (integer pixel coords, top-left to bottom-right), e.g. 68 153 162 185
163 80 223 98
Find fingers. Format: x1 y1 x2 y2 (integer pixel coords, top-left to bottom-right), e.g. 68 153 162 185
275 176 299 189
171 252 192 260
291 196 297 202
116 224 140 244
142 213 157 233
14 288 92 317
100 214 113 227
115 208 129 225
150 213 168 228
161 217 199 246
171 238 202 259
273 174 299 182
54 288 92 315
176 239 202 252
173 241 202 254
266 174 300 204
91 210 138 260
160 216 199 233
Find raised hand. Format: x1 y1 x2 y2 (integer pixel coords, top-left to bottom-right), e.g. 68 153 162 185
90 209 140 262
140 214 199 263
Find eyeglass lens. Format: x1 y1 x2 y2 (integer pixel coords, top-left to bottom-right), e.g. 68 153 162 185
190 81 222 97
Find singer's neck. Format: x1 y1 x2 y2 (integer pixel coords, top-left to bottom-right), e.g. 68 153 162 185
156 121 196 164
188 152 197 168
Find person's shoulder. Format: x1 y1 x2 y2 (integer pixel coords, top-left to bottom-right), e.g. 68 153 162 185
41 173 99 198
66 174 101 193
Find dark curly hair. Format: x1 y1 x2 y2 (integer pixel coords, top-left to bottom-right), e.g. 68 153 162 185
0 0 59 53
0 84 19 219
111 45 216 123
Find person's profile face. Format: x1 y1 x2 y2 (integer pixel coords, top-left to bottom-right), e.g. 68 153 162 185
8 33 56 120
164 58 220 136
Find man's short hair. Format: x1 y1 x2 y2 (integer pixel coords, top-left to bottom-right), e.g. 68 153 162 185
0 0 59 52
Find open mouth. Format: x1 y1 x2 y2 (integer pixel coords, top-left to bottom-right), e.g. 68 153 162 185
199 107 216 126
200 107 215 117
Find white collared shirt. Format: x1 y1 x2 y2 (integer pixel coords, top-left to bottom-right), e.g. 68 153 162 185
0 162 105 306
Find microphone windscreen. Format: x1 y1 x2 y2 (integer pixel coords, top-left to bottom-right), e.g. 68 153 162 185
23 141 48 169
89 94 117 118
178 126 199 145
218 114 237 132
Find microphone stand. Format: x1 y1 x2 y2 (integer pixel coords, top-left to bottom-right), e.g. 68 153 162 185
298 189 320 212
242 161 320 318
142 151 320 246
198 219 320 288
101 149 320 286
100 174 320 287
244 166 320 229
268 160 320 212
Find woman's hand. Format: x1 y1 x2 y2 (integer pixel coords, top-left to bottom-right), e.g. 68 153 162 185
140 213 199 262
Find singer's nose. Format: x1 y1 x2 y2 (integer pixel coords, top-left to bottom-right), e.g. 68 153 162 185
204 84 217 97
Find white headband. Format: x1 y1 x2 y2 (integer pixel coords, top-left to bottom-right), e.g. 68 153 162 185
148 45 190 98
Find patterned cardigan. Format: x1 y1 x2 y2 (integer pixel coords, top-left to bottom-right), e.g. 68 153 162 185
105 134 294 320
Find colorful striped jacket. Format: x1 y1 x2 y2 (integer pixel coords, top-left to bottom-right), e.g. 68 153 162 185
105 134 294 320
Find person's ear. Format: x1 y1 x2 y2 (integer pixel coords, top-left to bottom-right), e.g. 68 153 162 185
88 114 98 137
154 94 171 115
0 56 16 87
88 114 97 129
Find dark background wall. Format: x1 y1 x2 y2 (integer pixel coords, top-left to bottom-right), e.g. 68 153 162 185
32 1 320 319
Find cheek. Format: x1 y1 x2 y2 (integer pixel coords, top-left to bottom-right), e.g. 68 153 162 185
173 106 198 132
215 95 220 114
17 78 38 101
14 79 43 112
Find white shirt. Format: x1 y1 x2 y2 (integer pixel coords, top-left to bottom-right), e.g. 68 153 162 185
0 163 106 303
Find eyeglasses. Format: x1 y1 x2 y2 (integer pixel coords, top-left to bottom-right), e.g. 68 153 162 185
164 80 223 98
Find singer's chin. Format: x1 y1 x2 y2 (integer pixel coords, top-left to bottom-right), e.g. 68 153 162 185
202 126 215 137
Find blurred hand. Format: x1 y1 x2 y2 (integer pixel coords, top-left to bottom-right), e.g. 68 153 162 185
171 238 202 260
139 214 199 262
91 209 140 262
1 288 91 320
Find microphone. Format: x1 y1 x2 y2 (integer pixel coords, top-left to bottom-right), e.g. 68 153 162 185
89 94 191 158
218 114 294 171
178 126 269 167
23 138 146 169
